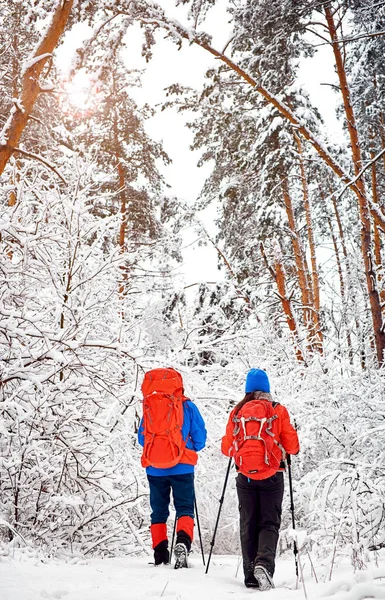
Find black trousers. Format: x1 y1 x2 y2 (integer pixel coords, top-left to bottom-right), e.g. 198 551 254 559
236 472 284 576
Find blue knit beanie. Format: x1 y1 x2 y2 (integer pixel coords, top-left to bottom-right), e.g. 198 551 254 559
245 369 270 393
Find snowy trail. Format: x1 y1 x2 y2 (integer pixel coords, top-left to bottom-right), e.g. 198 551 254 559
2 552 385 600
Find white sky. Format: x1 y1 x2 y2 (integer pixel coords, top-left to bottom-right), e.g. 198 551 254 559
57 3 343 289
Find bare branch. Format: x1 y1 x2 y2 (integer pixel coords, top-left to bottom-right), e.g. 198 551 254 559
316 29 385 46
12 146 67 184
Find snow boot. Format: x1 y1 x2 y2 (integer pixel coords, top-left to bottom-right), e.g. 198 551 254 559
154 540 170 566
254 565 275 591
244 573 259 588
174 542 188 569
243 561 259 588
174 529 191 569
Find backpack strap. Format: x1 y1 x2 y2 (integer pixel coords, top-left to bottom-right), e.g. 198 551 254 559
233 414 279 465
232 402 286 467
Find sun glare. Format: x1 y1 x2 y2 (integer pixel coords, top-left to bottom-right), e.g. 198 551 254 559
61 71 95 114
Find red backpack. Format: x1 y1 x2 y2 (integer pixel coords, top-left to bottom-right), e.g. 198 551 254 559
140 368 186 469
231 399 284 478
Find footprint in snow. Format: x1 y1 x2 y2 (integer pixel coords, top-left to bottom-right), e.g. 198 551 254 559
40 590 69 599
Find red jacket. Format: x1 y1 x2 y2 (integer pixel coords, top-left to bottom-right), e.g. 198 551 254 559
221 394 299 480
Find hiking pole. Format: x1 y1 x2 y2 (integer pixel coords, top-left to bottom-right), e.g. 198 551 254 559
287 454 299 578
194 496 206 566
205 457 232 575
170 515 177 560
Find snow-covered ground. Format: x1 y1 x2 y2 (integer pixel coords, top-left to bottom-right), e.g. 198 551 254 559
3 550 385 600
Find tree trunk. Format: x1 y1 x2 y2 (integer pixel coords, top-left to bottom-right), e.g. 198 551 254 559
324 5 385 365
118 161 128 298
0 0 74 175
177 12 385 362
183 26 379 213
260 241 305 363
330 189 366 364
281 180 316 343
370 147 385 308
325 202 354 362
293 131 323 349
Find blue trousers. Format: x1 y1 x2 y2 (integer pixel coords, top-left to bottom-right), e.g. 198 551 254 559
147 473 195 524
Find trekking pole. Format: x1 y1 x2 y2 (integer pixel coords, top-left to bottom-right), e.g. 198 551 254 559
287 454 299 578
170 515 177 560
194 496 206 566
205 457 232 575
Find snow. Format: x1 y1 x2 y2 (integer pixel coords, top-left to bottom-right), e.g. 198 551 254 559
12 98 25 113
22 53 52 71
40 82 56 92
3 551 385 600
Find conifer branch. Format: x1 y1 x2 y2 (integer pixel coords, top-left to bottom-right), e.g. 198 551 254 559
150 17 360 199
334 147 385 229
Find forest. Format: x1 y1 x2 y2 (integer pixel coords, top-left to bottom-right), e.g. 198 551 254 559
1 0 385 579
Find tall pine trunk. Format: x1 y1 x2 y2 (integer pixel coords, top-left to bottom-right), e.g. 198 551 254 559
370 146 385 308
293 131 323 350
117 161 128 299
281 180 317 348
324 5 385 365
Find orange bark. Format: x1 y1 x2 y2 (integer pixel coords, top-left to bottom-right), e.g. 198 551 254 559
179 16 385 361
281 181 313 330
0 0 74 175
182 29 373 210
325 5 385 364
260 242 305 362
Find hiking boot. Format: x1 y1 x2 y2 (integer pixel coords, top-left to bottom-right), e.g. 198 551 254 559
244 573 259 588
254 565 274 591
174 542 188 569
243 560 259 588
154 540 169 566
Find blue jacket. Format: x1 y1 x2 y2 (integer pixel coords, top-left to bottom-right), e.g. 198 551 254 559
138 399 207 476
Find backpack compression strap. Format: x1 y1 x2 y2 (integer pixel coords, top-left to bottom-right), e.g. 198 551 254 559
232 414 285 466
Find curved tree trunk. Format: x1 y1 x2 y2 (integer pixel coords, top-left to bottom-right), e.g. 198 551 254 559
0 0 74 175
173 13 385 363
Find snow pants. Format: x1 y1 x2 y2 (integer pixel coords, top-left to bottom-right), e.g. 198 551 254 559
236 471 284 577
148 473 195 550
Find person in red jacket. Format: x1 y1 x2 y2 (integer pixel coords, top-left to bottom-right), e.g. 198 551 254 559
221 369 299 590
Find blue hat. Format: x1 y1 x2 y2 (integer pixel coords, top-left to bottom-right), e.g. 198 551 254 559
245 369 270 393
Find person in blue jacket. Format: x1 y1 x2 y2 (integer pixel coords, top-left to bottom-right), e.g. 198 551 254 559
138 368 207 568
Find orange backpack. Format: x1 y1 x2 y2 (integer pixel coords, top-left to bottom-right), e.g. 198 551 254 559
231 399 284 478
141 368 186 469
